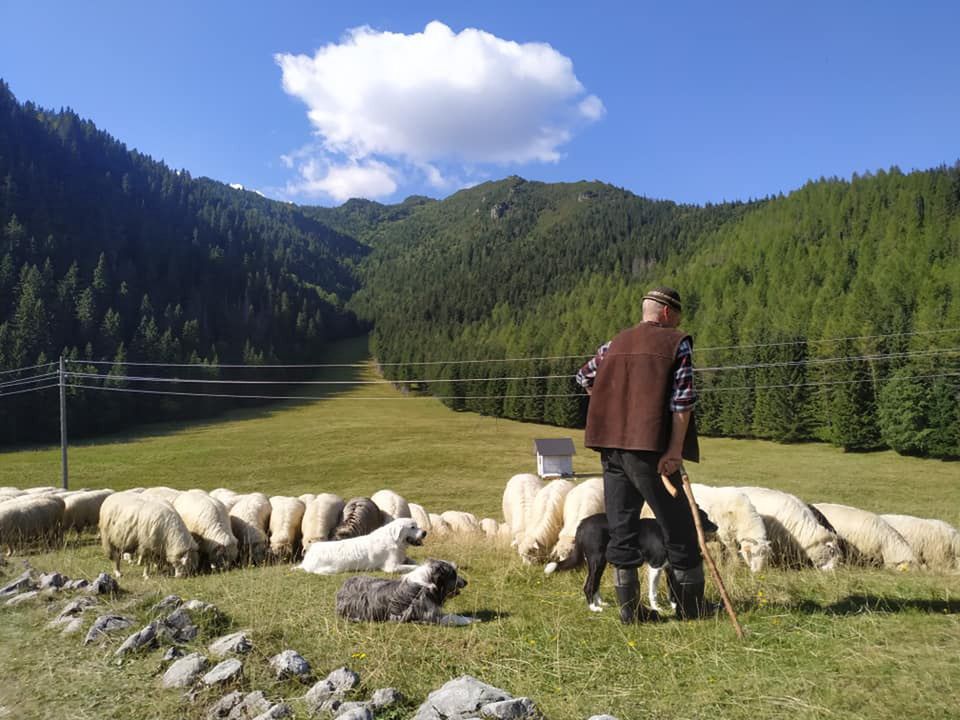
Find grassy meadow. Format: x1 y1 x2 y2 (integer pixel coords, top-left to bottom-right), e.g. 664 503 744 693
1 337 959 720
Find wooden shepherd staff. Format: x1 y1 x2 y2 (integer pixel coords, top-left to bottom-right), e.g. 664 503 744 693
661 467 744 639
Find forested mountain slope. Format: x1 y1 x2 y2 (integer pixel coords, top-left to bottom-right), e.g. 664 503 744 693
0 82 366 441
351 171 960 457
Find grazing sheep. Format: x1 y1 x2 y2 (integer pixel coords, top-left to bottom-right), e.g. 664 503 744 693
99 493 198 577
480 518 500 538
23 486 58 495
371 489 412 525
440 510 483 535
209 488 241 511
690 484 770 573
552 477 605 563
0 495 66 551
268 496 306 561
811 503 916 570
428 513 453 537
172 490 239 570
228 493 271 564
141 486 182 504
408 503 433 534
518 478 575 564
332 497 381 540
301 494 345 548
880 514 960 571
501 473 544 547
298 493 317 506
497 521 513 545
735 486 840 569
0 487 25 501
62 489 114 534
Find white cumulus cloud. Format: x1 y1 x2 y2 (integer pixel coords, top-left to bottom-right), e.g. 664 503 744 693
288 158 398 203
275 21 603 202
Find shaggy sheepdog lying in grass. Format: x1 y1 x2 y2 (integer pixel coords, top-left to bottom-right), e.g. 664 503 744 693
296 518 426 575
335 559 476 625
544 510 718 613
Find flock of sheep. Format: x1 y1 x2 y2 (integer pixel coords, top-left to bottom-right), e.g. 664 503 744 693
2 475 959 579
500 473 960 574
0 485 511 577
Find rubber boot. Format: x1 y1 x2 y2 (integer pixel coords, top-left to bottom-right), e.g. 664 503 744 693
613 567 660 624
668 569 719 620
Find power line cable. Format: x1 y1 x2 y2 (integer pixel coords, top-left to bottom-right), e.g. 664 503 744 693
0 361 57 377
0 372 60 390
63 371 572 386
0 383 59 399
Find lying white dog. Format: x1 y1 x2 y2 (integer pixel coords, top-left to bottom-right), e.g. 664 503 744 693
296 517 426 574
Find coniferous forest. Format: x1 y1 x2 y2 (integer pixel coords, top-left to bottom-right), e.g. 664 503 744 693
1 82 958 456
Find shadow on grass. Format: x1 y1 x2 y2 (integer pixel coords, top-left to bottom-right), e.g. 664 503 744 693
771 595 960 615
471 609 510 622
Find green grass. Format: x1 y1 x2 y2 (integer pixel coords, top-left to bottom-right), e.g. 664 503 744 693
1 337 959 719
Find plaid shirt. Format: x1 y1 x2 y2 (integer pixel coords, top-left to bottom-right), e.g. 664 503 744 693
576 333 697 412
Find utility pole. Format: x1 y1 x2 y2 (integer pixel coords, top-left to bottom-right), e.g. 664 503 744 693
59 356 68 490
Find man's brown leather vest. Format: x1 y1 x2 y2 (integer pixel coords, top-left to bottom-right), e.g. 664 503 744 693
584 322 700 462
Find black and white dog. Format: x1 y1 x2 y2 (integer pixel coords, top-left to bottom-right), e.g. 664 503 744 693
544 511 718 613
335 559 476 626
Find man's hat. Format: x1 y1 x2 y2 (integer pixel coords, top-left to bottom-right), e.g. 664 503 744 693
643 286 682 312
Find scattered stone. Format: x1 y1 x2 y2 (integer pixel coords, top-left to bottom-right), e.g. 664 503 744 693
151 594 183 614
370 688 404 710
84 614 134 645
38 572 67 590
162 652 209 689
115 621 160 656
86 573 120 595
57 596 97 619
412 676 512 720
61 617 84 635
226 690 271 719
209 631 252 658
202 658 243 686
325 667 360 695
63 578 90 591
480 697 539 719
206 690 244 719
163 646 185 662
251 703 292 720
0 571 35 597
162 608 199 642
268 650 312 682
5 590 38 606
183 599 218 613
334 702 373 719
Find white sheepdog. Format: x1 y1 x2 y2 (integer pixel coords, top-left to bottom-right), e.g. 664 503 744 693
295 518 426 575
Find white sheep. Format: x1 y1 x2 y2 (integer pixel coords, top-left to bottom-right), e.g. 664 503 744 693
551 477 605 562
880 514 960 571
209 488 241 511
301 493 345 548
496 521 513 544
229 492 271 564
23 486 58 495
501 473 544 547
0 495 65 550
408 503 432 534
735 486 840 569
62 489 114 534
440 510 483 535
811 503 917 570
173 490 239 569
371 489 412 525
518 478 575 564
480 517 500 538
141 486 182 504
268 495 306 561
99 493 198 577
298 493 317 506
690 484 770 573
428 512 453 537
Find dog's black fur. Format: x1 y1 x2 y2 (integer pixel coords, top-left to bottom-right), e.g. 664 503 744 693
335 559 473 625
548 510 719 610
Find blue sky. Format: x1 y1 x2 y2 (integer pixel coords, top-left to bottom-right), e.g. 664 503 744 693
1 1 958 206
